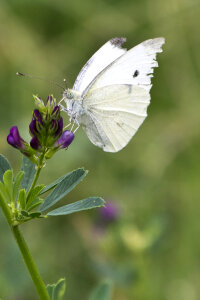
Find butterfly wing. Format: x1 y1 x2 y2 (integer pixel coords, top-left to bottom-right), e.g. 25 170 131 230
84 38 165 95
77 38 164 152
79 84 150 152
73 38 127 94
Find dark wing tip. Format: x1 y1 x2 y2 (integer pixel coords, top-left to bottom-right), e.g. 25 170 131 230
110 37 126 48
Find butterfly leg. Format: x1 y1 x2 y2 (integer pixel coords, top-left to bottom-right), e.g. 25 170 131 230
73 125 80 133
63 122 71 130
58 97 65 105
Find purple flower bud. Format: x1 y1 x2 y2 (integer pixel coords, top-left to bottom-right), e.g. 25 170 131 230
29 119 37 135
33 109 43 124
7 126 26 149
55 130 74 149
99 202 119 222
54 117 63 137
52 105 60 118
46 95 53 105
50 119 57 131
30 136 41 150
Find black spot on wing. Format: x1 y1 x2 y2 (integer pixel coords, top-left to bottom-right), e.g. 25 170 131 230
133 70 139 77
110 37 126 48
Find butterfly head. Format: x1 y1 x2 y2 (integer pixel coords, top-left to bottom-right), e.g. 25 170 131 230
63 89 81 101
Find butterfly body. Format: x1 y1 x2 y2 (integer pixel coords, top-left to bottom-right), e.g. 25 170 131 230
63 37 165 152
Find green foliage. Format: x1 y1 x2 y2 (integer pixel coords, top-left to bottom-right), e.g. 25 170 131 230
89 281 113 300
26 197 43 212
3 170 13 202
47 278 66 300
40 174 70 195
0 154 11 182
40 168 88 211
47 197 105 216
21 156 36 191
13 171 24 202
18 189 26 210
26 184 44 207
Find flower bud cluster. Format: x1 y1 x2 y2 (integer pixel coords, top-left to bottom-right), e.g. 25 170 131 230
7 95 74 162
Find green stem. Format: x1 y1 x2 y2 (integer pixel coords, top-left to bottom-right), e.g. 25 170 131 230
0 193 50 300
26 151 45 200
12 225 50 300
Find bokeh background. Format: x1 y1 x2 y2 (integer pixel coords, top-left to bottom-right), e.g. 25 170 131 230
0 0 200 299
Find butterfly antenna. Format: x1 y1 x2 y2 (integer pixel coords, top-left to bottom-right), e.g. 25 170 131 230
63 78 68 89
16 72 65 91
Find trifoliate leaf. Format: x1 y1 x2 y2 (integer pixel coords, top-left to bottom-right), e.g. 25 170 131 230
40 168 88 212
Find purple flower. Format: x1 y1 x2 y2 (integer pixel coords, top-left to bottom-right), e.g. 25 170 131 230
33 109 43 124
99 202 119 222
54 117 63 137
46 95 53 105
30 136 41 150
52 105 60 116
29 119 37 135
7 126 26 149
55 131 74 148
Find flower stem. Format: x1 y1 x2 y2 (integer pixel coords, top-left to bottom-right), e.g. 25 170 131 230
26 151 45 200
12 225 50 300
0 192 50 300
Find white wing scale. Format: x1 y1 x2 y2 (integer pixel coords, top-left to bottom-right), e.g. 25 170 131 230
89 38 165 93
79 85 150 152
73 38 127 93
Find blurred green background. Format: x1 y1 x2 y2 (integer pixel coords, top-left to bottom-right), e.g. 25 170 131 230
0 0 200 299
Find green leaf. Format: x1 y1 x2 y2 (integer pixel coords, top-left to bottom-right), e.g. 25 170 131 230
47 285 54 300
47 278 66 300
26 185 45 207
89 281 113 300
13 171 24 201
53 278 66 300
40 174 67 195
21 156 36 191
27 198 43 212
47 197 105 216
18 189 26 210
21 210 29 217
0 181 10 202
0 154 11 182
29 211 42 218
40 168 88 212
3 169 13 201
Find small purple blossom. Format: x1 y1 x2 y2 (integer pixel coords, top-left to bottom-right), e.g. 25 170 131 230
54 117 63 137
46 95 53 105
99 201 119 222
55 131 74 149
7 126 26 149
52 105 60 117
29 119 37 135
33 110 43 124
30 136 41 150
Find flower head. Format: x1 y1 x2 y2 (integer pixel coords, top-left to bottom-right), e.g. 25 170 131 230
7 95 74 163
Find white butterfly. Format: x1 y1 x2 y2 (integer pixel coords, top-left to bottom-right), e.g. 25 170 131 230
62 37 165 152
